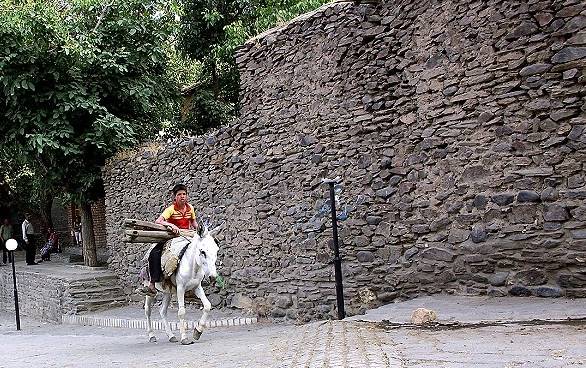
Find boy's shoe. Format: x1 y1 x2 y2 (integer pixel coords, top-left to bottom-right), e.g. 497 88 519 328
136 285 156 297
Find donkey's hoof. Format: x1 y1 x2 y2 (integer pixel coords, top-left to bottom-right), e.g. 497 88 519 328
149 336 157 343
169 336 178 343
181 338 194 345
193 329 202 340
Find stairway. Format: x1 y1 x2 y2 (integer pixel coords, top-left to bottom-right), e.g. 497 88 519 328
66 274 129 314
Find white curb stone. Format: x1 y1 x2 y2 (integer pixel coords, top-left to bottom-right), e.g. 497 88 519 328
61 314 258 330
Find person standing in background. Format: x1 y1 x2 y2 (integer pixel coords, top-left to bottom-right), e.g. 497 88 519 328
22 213 38 265
0 218 12 264
73 216 82 246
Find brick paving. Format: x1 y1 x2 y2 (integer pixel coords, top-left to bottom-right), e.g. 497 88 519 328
273 321 402 368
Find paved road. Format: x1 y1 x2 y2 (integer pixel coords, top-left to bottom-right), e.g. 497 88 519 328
1 312 584 368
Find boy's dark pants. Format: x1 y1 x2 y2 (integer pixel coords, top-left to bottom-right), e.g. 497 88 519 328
148 242 165 282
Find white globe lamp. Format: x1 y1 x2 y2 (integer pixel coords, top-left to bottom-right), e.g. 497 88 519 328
6 238 17 251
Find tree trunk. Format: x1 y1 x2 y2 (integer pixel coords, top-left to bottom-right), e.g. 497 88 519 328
39 190 54 228
80 201 98 267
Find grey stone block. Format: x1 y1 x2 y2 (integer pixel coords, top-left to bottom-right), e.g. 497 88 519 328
533 286 562 298
517 190 540 203
509 285 532 296
471 225 487 243
491 193 515 206
488 272 509 287
513 269 548 286
421 247 455 262
544 204 569 222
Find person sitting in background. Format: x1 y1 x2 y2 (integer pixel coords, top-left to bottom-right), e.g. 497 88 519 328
40 227 60 261
50 228 61 253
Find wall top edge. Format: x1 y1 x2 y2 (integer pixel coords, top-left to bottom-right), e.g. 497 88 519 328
236 0 363 54
105 122 239 167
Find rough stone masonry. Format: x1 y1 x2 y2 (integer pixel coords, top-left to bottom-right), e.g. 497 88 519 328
103 0 586 322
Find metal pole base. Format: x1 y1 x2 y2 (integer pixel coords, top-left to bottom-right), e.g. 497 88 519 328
11 251 21 330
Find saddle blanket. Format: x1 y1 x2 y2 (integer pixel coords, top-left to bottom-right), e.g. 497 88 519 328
142 237 191 279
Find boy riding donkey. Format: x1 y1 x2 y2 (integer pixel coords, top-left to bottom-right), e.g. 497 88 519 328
137 183 198 297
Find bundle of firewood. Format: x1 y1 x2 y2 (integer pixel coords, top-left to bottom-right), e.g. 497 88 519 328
123 218 195 243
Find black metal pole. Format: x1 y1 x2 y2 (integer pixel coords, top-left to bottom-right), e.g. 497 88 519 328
328 182 345 320
10 251 21 330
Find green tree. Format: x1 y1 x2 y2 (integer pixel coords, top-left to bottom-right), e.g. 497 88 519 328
0 0 179 265
0 146 56 228
174 0 247 134
176 0 330 134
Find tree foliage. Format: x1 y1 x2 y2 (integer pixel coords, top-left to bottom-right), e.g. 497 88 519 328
0 0 178 202
0 146 52 219
174 0 331 135
0 0 179 264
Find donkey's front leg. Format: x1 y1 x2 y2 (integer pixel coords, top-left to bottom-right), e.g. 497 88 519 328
159 291 177 342
176 285 193 345
144 295 157 343
193 285 211 340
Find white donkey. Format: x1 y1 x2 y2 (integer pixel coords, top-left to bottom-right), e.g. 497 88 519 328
143 227 219 345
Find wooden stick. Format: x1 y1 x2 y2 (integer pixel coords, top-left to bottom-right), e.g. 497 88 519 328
124 218 168 231
123 232 195 243
128 229 195 238
124 236 168 243
123 218 196 243
125 229 172 238
124 218 196 237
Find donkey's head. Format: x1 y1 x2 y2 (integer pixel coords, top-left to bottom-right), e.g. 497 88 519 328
193 226 220 279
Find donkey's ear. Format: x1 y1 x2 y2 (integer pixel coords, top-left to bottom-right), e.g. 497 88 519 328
209 221 225 237
197 226 205 237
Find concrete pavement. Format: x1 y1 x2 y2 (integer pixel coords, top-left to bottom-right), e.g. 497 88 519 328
348 294 586 324
1 295 585 367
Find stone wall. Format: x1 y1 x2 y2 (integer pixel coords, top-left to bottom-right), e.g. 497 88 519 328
103 0 586 321
0 265 71 322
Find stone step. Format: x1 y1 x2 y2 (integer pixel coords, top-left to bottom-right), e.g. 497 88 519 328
68 280 121 288
75 296 129 306
69 288 126 299
75 297 130 313
68 277 121 288
65 271 129 314
69 285 124 294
